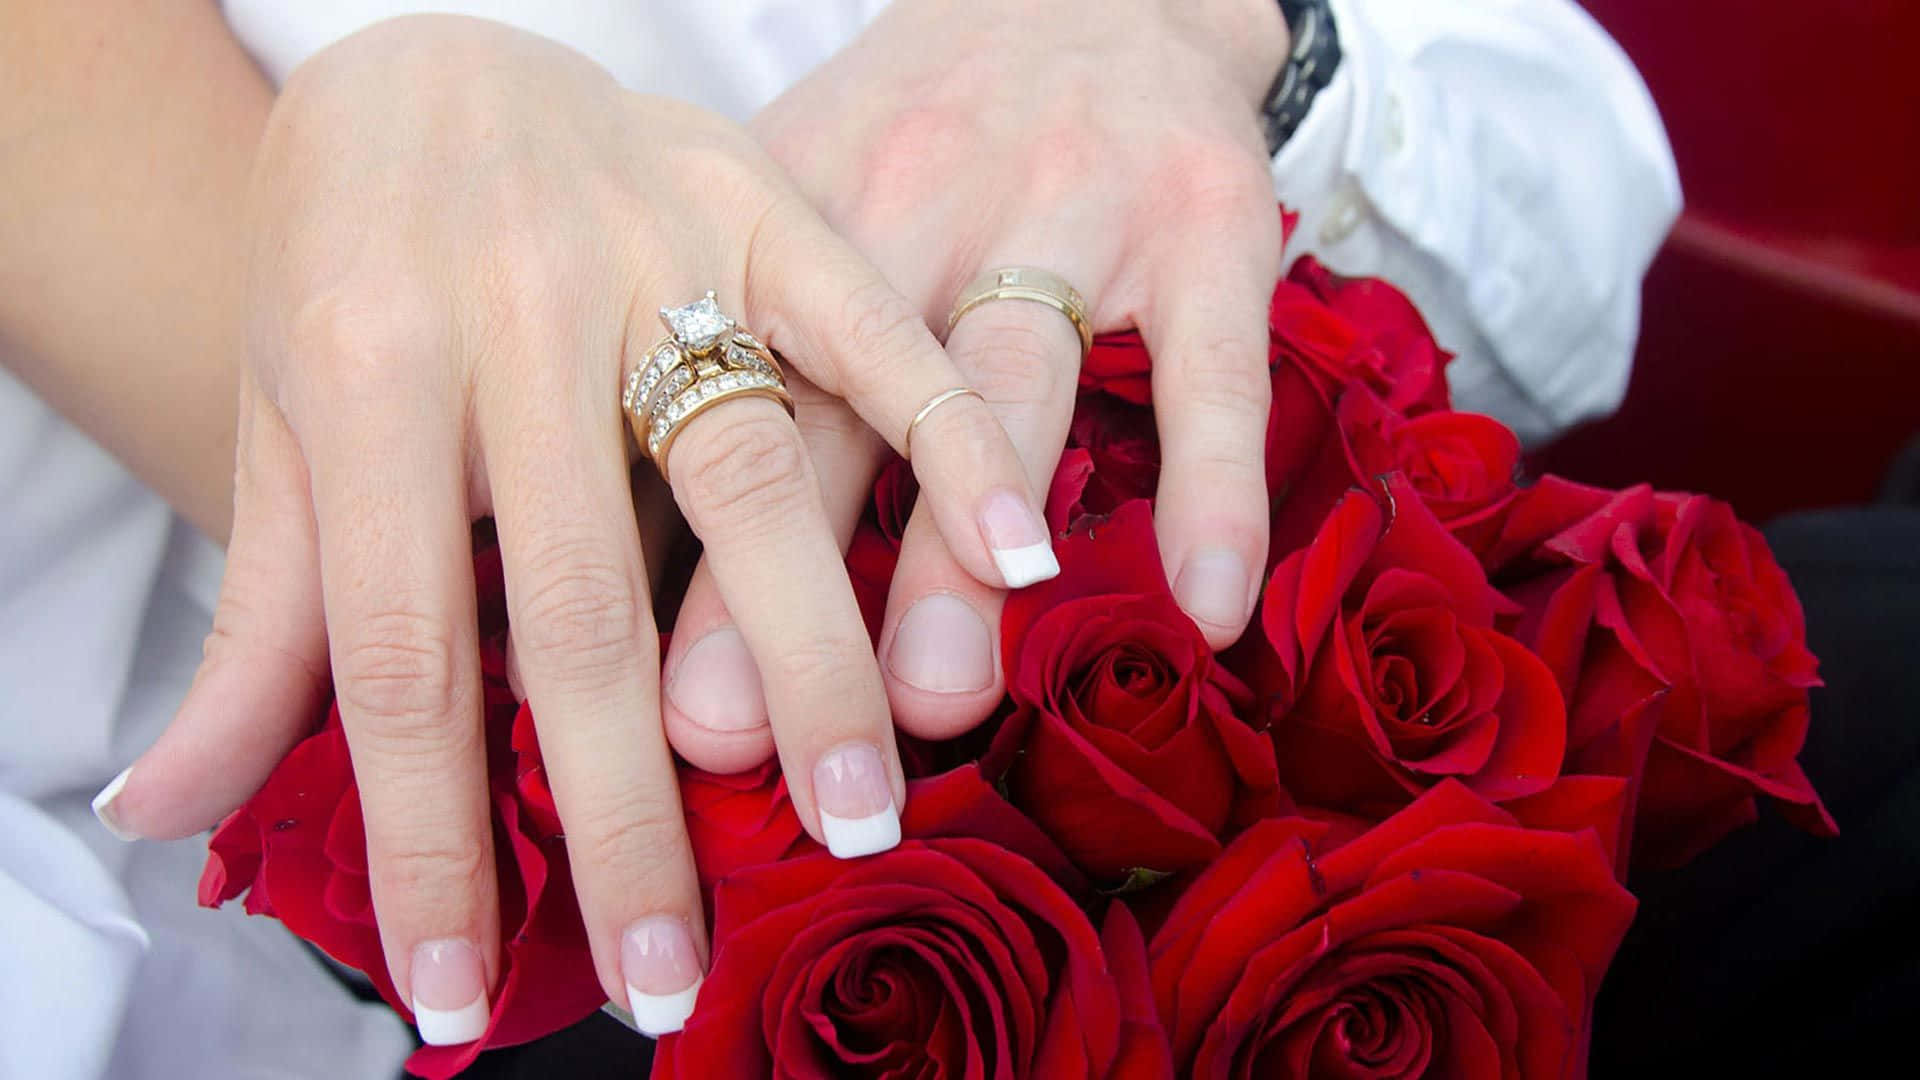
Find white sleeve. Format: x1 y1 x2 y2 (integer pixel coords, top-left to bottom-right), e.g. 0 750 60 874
1268 0 1681 443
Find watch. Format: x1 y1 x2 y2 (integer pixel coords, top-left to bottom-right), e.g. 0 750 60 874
1259 0 1342 154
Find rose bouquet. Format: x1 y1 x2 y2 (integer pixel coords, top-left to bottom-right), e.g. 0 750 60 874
200 222 1834 1077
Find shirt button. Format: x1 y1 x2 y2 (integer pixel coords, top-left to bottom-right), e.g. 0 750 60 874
1383 92 1407 155
1319 187 1365 245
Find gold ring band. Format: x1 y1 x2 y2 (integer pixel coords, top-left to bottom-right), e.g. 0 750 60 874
622 292 795 479
903 386 984 461
947 266 1093 360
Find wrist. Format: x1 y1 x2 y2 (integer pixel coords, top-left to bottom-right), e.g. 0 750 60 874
1178 0 1293 112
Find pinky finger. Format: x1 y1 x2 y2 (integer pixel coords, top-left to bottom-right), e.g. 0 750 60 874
94 376 329 841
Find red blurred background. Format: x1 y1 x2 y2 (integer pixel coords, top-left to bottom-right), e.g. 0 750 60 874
1528 1 1920 522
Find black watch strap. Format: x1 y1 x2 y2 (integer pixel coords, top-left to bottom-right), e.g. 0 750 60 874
1260 0 1342 155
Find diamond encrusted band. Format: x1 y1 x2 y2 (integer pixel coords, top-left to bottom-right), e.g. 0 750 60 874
622 292 795 478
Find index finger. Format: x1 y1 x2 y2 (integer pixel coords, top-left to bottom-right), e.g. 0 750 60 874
743 202 1058 592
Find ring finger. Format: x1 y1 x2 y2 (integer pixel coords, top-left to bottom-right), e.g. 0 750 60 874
644 294 906 859
880 254 1100 739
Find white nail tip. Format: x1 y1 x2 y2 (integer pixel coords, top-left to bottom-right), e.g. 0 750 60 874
991 542 1060 589
626 979 702 1037
820 807 902 859
413 995 491 1046
91 766 138 842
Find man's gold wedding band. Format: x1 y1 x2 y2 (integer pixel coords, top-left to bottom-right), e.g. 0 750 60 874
947 266 1093 360
622 291 795 479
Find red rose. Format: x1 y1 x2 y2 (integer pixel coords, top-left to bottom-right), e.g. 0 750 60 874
1065 392 1161 516
1265 375 1397 562
1251 475 1565 819
199 553 604 1079
1079 327 1155 406
1046 447 1098 533
679 759 811 902
985 500 1286 883
1286 255 1452 416
1493 480 1835 869
1149 782 1635 1077
652 768 1173 1078
845 457 919 640
1390 410 1522 559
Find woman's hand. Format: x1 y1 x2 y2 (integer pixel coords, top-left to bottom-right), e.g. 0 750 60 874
94 15 1046 1042
664 0 1292 769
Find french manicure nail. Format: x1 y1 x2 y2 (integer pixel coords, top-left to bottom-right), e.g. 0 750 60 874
887 593 995 694
621 916 703 1037
812 743 900 858
1174 547 1252 631
91 766 139 842
665 628 768 733
978 490 1058 588
411 939 489 1046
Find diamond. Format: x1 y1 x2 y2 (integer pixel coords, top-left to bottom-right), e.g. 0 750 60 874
650 368 691 418
659 293 734 352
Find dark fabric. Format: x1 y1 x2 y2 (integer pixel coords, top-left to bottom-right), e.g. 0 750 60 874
452 1010 654 1079
1592 506 1920 1077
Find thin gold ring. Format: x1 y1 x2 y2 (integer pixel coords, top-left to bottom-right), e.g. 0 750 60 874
903 387 984 462
947 266 1093 360
621 291 795 479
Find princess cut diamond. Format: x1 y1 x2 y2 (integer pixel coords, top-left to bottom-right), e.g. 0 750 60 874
660 293 734 352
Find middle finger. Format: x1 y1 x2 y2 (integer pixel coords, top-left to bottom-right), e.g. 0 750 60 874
479 330 708 1037
880 277 1086 738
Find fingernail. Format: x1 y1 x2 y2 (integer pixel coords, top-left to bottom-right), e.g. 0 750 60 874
978 490 1058 588
666 628 768 733
621 916 703 1037
1174 547 1251 631
411 939 489 1046
92 766 139 842
888 593 995 694
812 743 900 858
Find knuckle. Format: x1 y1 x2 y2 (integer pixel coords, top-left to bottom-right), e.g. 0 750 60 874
852 104 978 213
956 314 1069 407
567 787 690 887
285 288 444 403
1018 126 1103 207
763 632 880 701
674 412 814 532
376 837 493 906
1172 337 1273 416
663 137 769 208
513 546 651 690
334 608 465 724
1154 138 1269 222
837 279 928 362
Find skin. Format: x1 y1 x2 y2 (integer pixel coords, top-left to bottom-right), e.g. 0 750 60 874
1 0 1288 1035
665 0 1292 768
7 9 1046 1029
